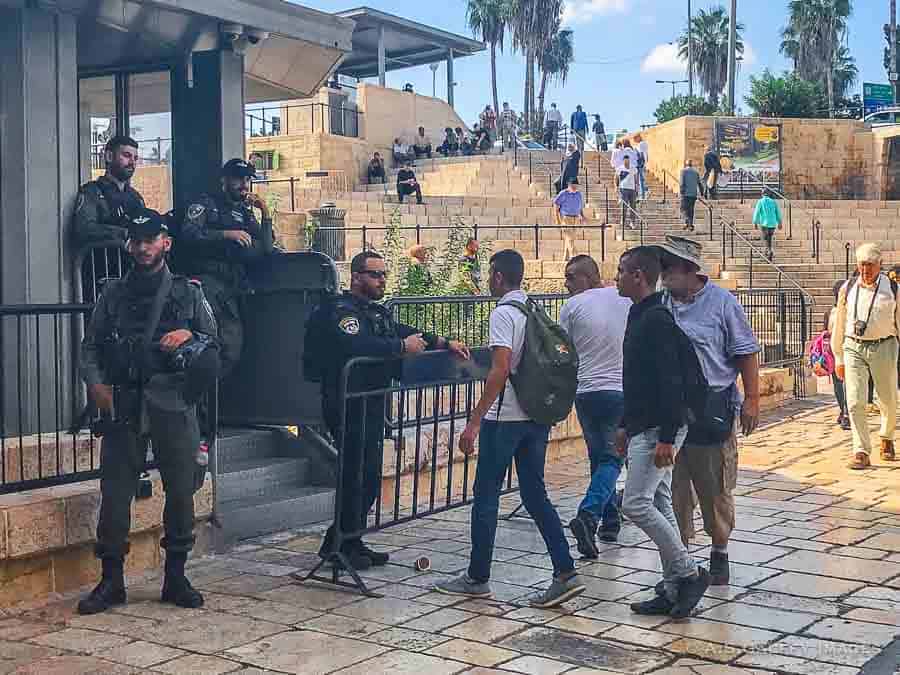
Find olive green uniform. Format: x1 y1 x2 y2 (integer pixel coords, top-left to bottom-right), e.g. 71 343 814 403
81 266 217 559
72 175 146 247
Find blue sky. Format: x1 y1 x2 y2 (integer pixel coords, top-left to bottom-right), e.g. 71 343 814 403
294 0 890 132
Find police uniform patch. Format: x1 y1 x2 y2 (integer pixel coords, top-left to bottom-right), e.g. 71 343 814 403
187 203 205 221
338 316 360 335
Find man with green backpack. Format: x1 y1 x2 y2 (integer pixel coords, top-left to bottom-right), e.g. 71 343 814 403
435 249 584 608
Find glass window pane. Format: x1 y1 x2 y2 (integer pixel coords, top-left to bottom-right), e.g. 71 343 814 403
78 76 117 185
128 71 173 213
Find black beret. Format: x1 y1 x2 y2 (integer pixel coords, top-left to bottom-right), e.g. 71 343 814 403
127 208 169 239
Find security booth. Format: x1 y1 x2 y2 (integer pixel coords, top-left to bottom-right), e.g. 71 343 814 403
0 1 353 490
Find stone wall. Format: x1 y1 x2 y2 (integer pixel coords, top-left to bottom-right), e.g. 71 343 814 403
636 116 878 200
357 84 471 149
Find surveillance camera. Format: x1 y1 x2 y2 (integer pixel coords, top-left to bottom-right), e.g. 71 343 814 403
245 28 270 45
231 35 252 56
220 23 244 42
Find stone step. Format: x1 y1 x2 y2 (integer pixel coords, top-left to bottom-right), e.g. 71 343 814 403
217 457 311 500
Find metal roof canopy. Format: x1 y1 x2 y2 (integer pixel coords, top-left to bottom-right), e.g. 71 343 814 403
62 0 354 100
334 6 484 80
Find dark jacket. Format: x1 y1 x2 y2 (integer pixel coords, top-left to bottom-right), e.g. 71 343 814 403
561 150 582 185
704 150 722 171
397 169 418 190
80 265 218 387
622 292 688 444
72 175 145 247
179 192 275 292
308 292 441 422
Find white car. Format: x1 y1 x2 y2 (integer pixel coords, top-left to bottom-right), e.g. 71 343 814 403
863 108 900 127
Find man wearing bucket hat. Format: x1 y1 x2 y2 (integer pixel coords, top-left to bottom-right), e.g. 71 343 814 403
654 235 761 586
179 158 275 378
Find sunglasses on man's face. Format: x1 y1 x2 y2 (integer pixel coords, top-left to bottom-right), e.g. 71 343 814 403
360 269 388 280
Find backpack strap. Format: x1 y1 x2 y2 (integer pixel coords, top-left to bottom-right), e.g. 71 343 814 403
494 299 530 421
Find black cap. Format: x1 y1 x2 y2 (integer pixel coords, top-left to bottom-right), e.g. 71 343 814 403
222 158 257 178
127 208 169 240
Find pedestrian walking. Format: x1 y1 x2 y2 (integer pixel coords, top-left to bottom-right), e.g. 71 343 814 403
556 143 581 193
592 115 608 152
615 246 710 618
480 105 497 143
553 178 586 261
829 280 851 430
635 134 650 200
702 146 722 198
752 188 783 260
656 236 761 586
545 103 563 150
561 255 631 554
679 160 701 232
435 250 586 609
618 156 638 229
501 102 517 149
570 105 589 153
832 243 900 469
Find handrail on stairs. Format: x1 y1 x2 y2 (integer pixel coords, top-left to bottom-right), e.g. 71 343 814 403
716 215 816 310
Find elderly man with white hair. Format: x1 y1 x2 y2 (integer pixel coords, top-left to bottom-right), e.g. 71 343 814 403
833 242 900 469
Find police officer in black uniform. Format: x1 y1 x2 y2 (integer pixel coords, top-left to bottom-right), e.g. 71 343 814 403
307 251 470 569
72 135 146 247
179 158 275 377
78 209 219 615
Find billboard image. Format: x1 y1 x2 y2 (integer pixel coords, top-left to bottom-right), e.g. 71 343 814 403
715 119 782 187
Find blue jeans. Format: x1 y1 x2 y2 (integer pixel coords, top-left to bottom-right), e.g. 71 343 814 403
638 165 648 198
575 391 623 530
622 426 697 602
468 420 574 583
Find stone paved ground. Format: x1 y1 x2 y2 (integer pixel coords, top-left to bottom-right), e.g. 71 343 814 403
2 395 900 675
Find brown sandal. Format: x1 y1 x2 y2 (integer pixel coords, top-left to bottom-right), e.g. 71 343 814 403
881 440 896 462
848 452 872 470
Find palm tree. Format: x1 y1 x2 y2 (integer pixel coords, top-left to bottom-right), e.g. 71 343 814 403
780 0 853 117
536 27 574 128
510 0 563 132
467 0 511 121
678 6 744 108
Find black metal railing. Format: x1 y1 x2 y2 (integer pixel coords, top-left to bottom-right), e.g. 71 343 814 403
0 304 97 494
386 294 566 347
245 103 362 139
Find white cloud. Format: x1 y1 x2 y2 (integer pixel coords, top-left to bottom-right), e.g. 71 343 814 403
641 43 686 75
741 43 757 67
562 0 627 26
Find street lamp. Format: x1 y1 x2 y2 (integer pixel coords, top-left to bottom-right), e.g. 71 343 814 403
429 62 439 98
656 79 689 98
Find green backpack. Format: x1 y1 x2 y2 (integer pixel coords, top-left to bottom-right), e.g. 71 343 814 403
501 298 579 425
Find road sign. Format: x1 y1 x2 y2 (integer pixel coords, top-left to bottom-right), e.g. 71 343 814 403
864 82 894 116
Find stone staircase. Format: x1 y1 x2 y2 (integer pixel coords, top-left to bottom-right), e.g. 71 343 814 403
260 151 900 309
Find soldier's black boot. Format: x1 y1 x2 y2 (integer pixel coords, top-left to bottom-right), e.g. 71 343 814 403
161 552 204 609
78 557 126 615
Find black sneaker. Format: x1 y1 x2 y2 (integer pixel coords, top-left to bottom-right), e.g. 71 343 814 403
77 578 126 615
161 576 204 609
631 594 674 615
709 551 730 585
598 525 620 543
332 549 373 572
839 415 851 431
569 512 599 559
671 567 710 619
357 542 390 567
654 579 665 596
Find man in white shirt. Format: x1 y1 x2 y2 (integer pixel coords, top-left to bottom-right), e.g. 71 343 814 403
560 255 631 556
833 242 900 469
545 103 563 150
436 249 585 608
618 156 638 229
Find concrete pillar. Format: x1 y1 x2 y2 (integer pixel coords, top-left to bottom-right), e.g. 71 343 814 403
446 49 455 108
172 50 246 209
0 7 78 304
377 25 386 87
0 6 79 436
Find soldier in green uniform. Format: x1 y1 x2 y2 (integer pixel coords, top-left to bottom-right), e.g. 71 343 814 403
72 135 146 247
179 158 275 377
78 209 219 615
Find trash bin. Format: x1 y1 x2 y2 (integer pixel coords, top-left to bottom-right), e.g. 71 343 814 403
307 203 346 262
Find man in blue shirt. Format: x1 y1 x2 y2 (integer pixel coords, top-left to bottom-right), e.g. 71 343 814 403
554 178 585 260
654 236 761 587
570 105 589 153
